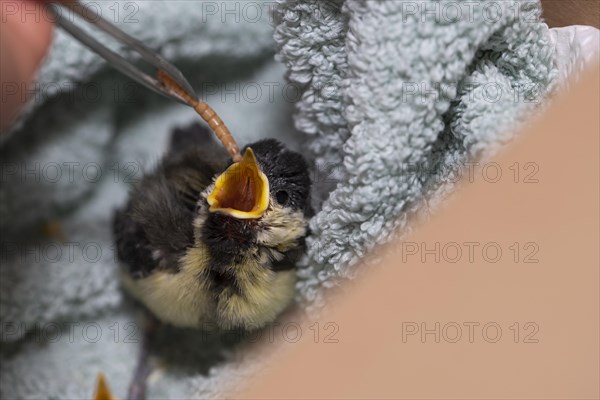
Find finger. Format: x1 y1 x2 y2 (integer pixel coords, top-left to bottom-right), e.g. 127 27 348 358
0 0 53 131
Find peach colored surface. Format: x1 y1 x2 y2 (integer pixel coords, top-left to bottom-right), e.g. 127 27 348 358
233 65 600 399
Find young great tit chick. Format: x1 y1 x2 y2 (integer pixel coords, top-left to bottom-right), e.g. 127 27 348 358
114 123 312 330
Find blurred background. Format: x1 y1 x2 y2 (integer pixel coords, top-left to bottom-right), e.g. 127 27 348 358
0 1 598 399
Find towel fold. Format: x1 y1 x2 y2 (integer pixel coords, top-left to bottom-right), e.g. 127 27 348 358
272 0 558 312
2 0 582 398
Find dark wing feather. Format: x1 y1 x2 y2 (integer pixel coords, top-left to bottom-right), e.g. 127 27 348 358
114 123 226 278
113 205 157 278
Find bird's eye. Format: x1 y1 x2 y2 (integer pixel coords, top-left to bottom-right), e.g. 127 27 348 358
275 190 289 205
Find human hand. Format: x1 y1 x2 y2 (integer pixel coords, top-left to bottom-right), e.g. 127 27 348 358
0 0 53 131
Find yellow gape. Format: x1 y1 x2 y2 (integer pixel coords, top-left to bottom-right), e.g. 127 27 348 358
207 148 270 219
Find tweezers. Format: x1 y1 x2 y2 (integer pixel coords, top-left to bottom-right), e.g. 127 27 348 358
48 1 197 105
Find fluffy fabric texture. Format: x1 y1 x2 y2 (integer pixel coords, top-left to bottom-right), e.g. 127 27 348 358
1 1 289 398
4 0 593 398
272 0 560 311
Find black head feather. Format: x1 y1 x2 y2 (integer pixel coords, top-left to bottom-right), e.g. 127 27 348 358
201 139 312 274
242 139 312 216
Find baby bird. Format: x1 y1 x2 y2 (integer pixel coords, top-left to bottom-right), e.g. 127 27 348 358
113 123 312 331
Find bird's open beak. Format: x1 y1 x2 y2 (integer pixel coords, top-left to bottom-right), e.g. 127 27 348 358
207 148 270 219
